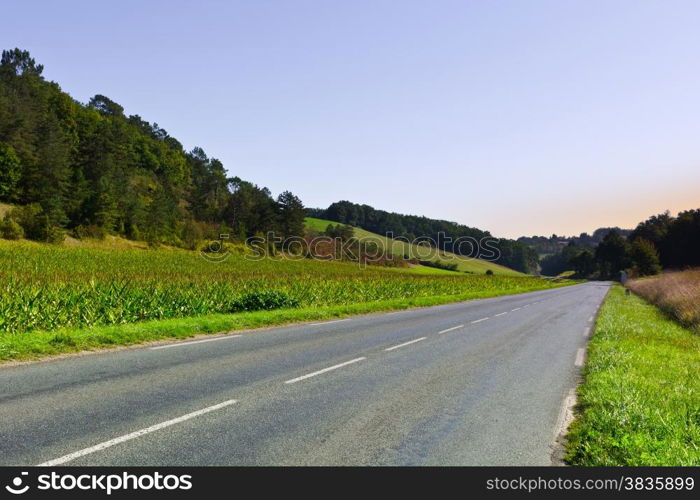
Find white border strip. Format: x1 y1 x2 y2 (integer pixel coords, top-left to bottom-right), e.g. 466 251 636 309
150 335 241 350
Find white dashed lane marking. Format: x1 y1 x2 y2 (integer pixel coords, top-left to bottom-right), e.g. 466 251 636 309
438 325 464 334
285 357 366 384
38 399 238 466
385 337 427 352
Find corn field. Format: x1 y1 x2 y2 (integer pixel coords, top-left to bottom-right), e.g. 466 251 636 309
0 241 558 335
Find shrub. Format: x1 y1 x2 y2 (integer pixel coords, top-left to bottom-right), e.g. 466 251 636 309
232 290 300 312
0 217 23 240
486 269 494 275
181 218 204 250
419 259 459 272
7 204 64 243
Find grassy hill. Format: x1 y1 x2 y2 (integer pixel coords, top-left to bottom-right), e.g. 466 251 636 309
306 217 524 276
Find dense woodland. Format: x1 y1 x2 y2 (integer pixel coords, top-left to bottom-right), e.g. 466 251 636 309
0 49 306 247
309 201 539 273
537 210 700 278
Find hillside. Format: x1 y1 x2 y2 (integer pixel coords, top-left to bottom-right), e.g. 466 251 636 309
309 201 538 274
306 217 524 277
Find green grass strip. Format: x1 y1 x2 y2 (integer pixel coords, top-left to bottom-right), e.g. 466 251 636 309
566 285 700 465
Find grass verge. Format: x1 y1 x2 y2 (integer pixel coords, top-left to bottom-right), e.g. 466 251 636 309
0 283 571 363
566 285 700 465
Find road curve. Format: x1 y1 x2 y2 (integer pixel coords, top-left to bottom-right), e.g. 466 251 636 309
0 282 610 466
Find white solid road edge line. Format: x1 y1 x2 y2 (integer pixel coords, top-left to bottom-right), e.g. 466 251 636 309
284 357 366 384
150 335 241 350
574 348 586 367
385 337 427 351
37 400 238 466
471 317 489 324
438 324 464 334
553 388 577 445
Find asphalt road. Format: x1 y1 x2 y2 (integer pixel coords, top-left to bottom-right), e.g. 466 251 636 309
0 282 610 466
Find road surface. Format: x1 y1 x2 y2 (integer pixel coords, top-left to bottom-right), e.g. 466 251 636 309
0 282 610 466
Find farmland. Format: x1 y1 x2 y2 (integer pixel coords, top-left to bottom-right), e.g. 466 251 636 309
305 217 523 276
0 239 568 361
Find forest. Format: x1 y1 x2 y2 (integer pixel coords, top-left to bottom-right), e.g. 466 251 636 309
537 210 700 278
0 49 306 248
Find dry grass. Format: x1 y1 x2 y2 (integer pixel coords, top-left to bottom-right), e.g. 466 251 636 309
627 269 700 331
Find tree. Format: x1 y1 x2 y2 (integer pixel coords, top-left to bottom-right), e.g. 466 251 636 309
571 249 596 277
0 143 21 200
276 191 305 239
629 238 661 276
664 209 700 268
226 178 277 238
88 94 124 118
0 48 43 76
594 230 631 278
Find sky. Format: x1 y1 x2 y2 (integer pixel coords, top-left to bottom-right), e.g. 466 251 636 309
4 0 700 238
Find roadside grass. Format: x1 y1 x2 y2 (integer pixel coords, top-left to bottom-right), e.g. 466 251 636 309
566 285 700 465
0 285 567 362
305 217 523 276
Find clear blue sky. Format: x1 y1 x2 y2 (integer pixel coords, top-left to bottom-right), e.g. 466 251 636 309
4 0 700 238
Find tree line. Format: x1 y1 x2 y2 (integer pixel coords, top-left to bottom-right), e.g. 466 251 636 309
538 209 700 278
517 227 633 257
0 49 306 247
309 201 539 273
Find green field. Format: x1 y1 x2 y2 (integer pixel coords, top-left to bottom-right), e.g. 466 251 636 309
566 285 700 465
305 217 523 276
0 239 568 361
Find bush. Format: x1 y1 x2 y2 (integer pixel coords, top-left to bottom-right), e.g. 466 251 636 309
485 269 494 275
232 290 300 312
7 204 64 243
181 219 204 250
419 259 459 272
0 216 23 240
